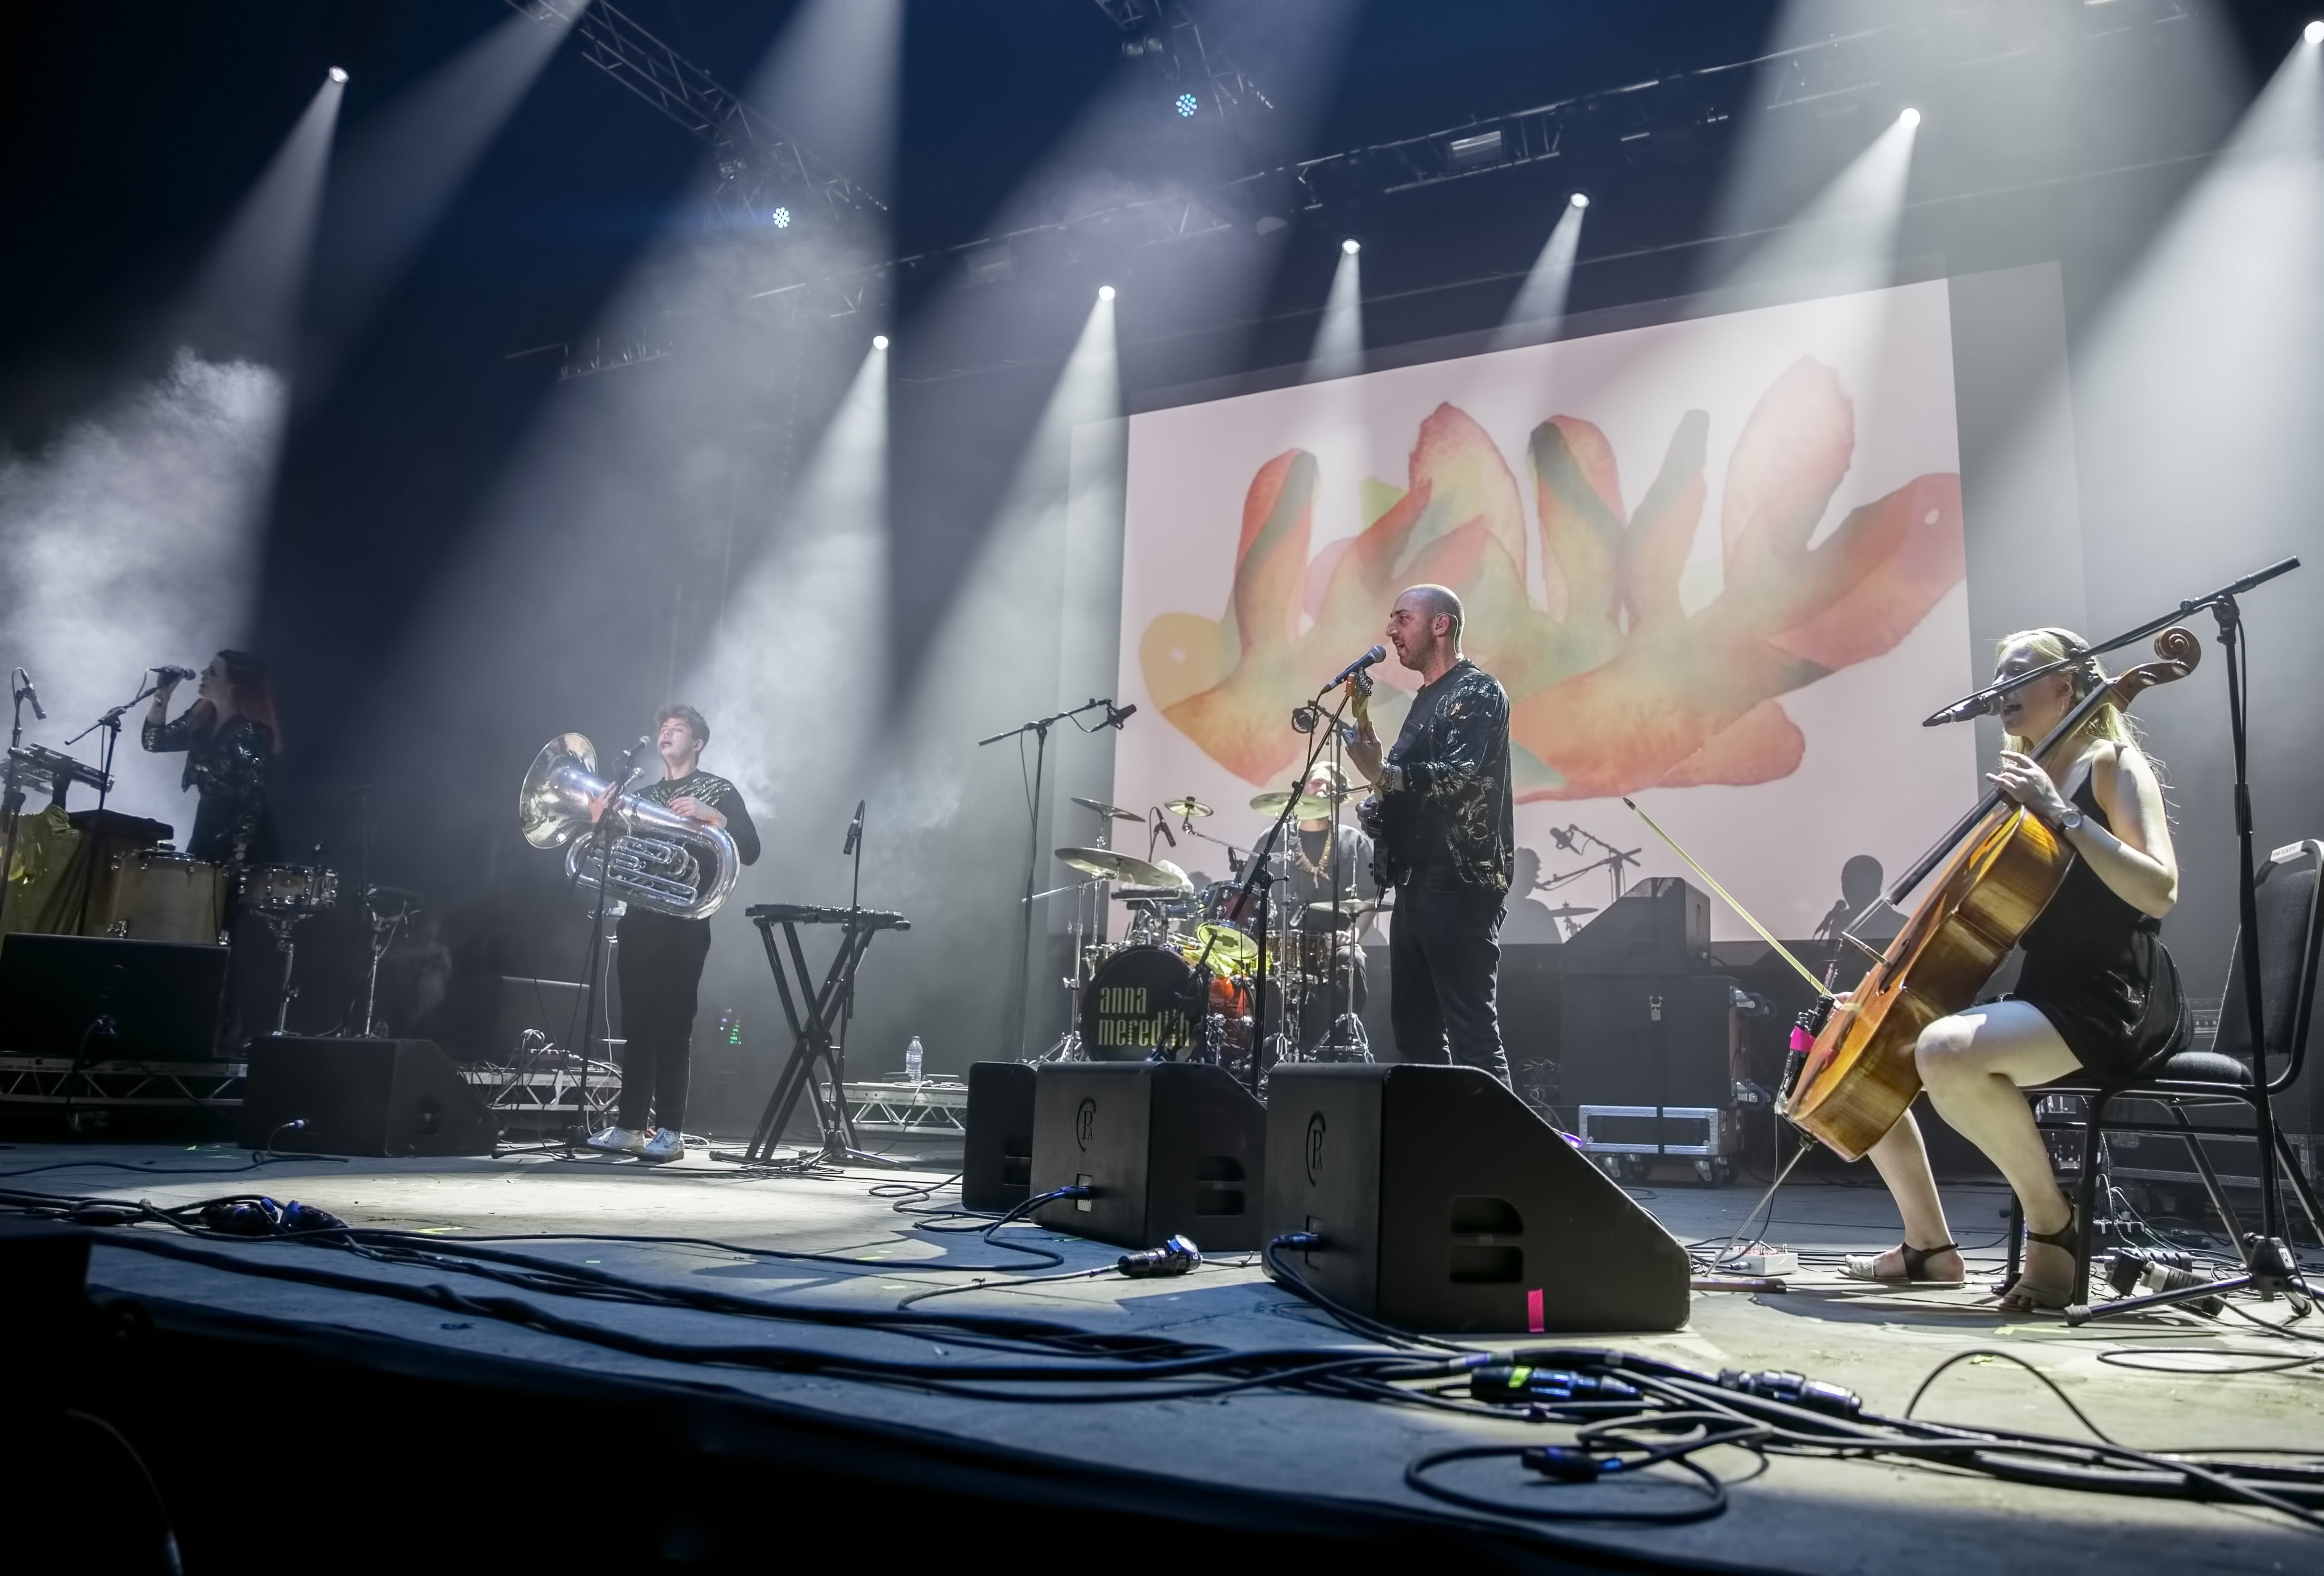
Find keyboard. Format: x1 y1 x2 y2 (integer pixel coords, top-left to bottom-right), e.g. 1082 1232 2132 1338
745 903 910 932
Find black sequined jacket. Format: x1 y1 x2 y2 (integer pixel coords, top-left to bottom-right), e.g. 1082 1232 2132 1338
142 710 274 864
1370 659 1514 894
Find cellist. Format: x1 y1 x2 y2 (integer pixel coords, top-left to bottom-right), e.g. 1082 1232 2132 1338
1844 628 2188 1312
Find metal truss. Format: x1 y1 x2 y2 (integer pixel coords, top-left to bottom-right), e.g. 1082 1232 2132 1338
0 1056 247 1109
1094 0 1273 120
508 0 884 220
841 1079 968 1135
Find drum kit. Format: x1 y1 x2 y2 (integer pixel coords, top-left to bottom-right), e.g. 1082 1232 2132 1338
1044 789 1385 1074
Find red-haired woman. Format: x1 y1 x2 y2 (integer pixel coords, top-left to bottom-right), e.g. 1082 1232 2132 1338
142 649 283 869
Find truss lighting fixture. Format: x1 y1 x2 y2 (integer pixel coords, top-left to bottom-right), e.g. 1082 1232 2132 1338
1341 238 1360 255
327 66 349 83
1570 192 1590 208
1175 92 1199 117
1097 285 1116 301
872 334 889 350
2308 20 2323 43
771 206 792 228
1900 106 1922 128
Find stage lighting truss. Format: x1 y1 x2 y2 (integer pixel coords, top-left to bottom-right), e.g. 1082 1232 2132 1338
508 0 885 226
1096 0 1273 124
771 207 792 229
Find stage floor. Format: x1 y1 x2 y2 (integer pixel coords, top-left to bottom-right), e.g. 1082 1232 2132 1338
9 1136 2321 1572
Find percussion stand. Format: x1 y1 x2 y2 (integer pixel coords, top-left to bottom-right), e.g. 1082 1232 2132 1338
980 698 1116 1058
1318 723 1373 1062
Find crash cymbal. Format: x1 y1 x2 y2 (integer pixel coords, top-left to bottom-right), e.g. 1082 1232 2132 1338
1112 885 1191 902
1249 789 1337 820
1304 899 1393 926
1055 846 1186 888
1540 903 1599 919
1071 796 1143 823
1163 796 1213 819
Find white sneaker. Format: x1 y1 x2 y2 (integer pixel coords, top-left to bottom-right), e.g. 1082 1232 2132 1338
587 1127 644 1154
640 1128 685 1161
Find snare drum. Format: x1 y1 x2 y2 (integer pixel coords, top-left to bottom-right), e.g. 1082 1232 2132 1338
243 864 340 913
96 851 226 943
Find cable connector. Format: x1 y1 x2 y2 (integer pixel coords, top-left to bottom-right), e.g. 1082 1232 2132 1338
1521 1445 1604 1482
1270 1230 1322 1252
1471 1364 1642 1405
1718 1367 1861 1418
1118 1234 1201 1278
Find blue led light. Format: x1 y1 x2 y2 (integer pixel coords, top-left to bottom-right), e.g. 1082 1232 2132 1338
1175 92 1198 118
771 207 792 228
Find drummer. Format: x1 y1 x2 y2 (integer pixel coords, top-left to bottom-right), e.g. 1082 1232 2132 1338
1282 764 1379 1046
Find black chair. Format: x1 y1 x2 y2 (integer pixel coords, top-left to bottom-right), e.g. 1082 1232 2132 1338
2016 838 2324 1306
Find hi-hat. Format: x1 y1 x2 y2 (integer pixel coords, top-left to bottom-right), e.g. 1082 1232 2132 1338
1164 796 1212 819
1056 846 1187 888
1071 796 1143 822
1250 789 1337 819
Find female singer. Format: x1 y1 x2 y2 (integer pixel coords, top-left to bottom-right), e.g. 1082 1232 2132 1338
142 650 283 868
1847 628 2186 1312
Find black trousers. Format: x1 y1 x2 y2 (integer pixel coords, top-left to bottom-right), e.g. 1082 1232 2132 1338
1389 881 1509 1082
615 909 712 1132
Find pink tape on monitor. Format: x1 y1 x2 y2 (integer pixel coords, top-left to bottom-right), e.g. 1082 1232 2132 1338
1526 1287 1545 1334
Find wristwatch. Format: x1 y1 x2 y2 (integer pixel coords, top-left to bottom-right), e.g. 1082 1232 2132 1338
2056 804 2084 835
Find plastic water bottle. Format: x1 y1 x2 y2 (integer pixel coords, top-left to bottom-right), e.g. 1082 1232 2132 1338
904 1035 924 1086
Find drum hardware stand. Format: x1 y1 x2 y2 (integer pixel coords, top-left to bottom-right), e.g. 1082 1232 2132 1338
259 907 323 1035
979 697 1123 1058
356 887 420 1039
731 902 911 1168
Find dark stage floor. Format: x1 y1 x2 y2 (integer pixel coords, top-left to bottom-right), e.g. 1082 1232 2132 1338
9 1134 2323 1573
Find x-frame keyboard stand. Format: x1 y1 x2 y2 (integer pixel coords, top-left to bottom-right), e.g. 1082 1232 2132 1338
736 902 909 1167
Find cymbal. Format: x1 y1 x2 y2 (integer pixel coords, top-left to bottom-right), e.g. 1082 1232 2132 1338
1071 796 1143 823
1249 789 1338 820
1112 884 1192 902
1163 796 1212 819
1540 903 1599 919
1055 846 1186 888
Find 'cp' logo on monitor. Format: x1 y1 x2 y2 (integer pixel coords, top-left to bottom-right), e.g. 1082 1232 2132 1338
1075 1097 1097 1151
1304 1111 1327 1184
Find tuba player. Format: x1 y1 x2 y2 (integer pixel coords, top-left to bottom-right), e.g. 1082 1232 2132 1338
587 703 761 1160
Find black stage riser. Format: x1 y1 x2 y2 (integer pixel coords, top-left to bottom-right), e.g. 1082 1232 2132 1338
1558 973 1740 1109
239 1037 497 1157
1030 1062 1267 1252
0 934 228 1060
1265 1064 1691 1333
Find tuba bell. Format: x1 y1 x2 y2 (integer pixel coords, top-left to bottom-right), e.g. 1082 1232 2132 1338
518 733 740 920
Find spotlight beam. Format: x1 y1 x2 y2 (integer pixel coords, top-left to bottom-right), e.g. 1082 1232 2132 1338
1302 243 1364 383
1492 196 1589 349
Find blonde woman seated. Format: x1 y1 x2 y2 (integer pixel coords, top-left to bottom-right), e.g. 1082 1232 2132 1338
1844 628 2187 1312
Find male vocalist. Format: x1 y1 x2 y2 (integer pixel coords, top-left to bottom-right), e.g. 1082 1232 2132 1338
588 704 761 1161
1343 585 1514 1082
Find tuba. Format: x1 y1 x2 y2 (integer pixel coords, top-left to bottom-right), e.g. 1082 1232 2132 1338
518 733 740 920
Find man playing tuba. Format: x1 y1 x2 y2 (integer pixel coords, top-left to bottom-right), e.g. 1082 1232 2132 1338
588 703 761 1160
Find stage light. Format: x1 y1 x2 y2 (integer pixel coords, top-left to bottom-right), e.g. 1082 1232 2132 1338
2308 20 2323 44
1570 192 1589 209
1175 92 1199 117
872 334 888 350
328 66 349 84
1899 106 1922 128
1097 284 1115 301
1341 238 1360 255
771 206 792 228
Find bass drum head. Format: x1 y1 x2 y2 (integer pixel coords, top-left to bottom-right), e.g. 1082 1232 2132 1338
1081 945 1202 1062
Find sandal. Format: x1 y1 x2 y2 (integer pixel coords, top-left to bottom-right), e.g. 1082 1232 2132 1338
1842 1241 1965 1287
1999 1205 2078 1313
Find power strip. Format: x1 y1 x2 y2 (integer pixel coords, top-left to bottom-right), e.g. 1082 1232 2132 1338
1731 1249 1798 1276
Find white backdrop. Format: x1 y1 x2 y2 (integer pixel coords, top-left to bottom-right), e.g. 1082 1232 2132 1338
1114 281 1978 940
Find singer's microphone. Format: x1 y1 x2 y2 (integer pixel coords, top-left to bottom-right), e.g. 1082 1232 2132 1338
843 798 865 856
152 665 198 682
1921 691 2000 728
12 669 44 722
1325 645 1389 689
1106 702 1137 731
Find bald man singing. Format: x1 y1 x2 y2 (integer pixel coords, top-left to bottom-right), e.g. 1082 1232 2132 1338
1343 585 1514 1083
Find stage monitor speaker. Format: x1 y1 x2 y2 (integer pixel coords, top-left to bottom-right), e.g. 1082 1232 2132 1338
1266 1064 1689 1333
962 1061 1037 1213
0 934 227 1059
1030 1062 1266 1251
241 1037 497 1157
1558 878 1710 974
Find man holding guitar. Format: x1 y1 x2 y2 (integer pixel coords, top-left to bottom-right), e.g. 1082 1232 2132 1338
1344 585 1514 1082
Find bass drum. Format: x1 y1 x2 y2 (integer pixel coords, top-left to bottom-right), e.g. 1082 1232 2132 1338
95 851 226 944
1081 945 1251 1063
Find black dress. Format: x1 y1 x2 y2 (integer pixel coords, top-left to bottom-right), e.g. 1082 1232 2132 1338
2009 772 2187 1083
141 712 280 866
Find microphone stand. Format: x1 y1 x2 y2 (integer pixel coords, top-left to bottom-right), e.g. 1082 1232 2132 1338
570 740 650 1149
979 697 1118 1058
839 800 865 1082
63 685 150 937
0 673 31 936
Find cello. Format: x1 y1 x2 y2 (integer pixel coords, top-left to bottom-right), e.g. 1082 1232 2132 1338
1780 626 2202 1160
